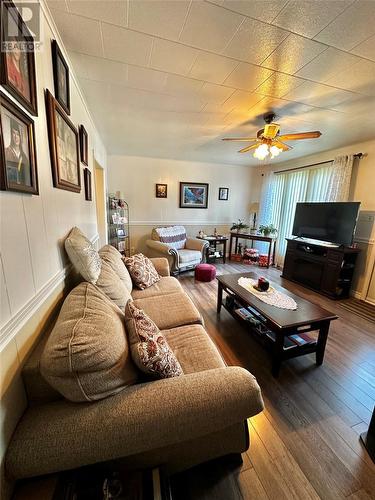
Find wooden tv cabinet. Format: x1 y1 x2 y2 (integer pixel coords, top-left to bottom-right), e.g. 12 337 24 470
281 238 360 299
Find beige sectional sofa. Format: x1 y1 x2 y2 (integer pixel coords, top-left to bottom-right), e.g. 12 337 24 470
5 245 264 484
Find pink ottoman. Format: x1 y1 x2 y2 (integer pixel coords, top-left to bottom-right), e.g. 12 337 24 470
195 263 216 282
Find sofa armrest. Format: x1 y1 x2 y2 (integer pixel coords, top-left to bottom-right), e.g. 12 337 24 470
146 239 177 256
185 238 209 252
6 367 264 479
149 257 170 277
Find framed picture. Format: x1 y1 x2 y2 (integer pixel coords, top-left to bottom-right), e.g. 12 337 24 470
83 168 92 201
45 89 80 193
116 228 125 237
79 125 88 165
0 0 38 115
218 187 229 200
156 183 167 198
111 213 119 224
0 91 39 194
51 40 70 115
179 182 209 209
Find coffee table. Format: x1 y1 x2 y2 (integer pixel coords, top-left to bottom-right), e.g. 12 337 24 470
217 272 338 376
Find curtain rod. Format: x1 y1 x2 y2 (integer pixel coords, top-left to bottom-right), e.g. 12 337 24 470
274 152 364 175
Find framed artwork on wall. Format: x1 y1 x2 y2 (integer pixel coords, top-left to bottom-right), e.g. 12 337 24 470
79 125 88 165
0 91 39 194
45 89 80 193
179 182 209 209
83 168 92 200
51 40 70 115
156 183 167 198
218 187 229 200
0 0 38 115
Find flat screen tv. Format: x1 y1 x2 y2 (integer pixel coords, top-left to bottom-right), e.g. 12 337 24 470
292 202 360 246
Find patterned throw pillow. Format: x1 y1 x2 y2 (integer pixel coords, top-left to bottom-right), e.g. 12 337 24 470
125 301 183 378
65 227 101 283
123 253 160 290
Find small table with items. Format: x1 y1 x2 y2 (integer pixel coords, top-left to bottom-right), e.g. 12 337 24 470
229 232 277 268
197 235 228 264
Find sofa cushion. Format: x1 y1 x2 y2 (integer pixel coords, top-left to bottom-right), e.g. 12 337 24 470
40 283 138 402
96 261 132 309
64 227 101 283
133 292 202 330
99 244 133 292
125 301 183 379
131 276 182 300
124 253 160 290
178 249 201 264
153 225 187 250
163 324 226 374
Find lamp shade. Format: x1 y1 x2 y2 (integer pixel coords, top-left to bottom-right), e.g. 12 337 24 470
249 202 259 213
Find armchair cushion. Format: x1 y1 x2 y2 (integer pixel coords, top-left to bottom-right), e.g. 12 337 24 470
124 253 160 290
178 249 202 265
153 225 187 250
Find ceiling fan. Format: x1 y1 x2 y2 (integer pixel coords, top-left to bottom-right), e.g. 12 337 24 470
222 112 322 160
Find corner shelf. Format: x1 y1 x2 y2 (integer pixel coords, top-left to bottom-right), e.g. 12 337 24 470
107 195 130 256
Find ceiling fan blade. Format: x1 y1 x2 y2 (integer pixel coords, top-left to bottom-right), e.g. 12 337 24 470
272 140 292 151
238 143 258 153
222 137 258 142
278 131 322 141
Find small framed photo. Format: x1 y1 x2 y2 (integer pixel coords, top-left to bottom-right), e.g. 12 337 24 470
179 182 209 209
79 125 88 165
118 215 128 224
83 168 92 201
0 0 38 116
156 183 167 198
219 187 229 200
51 40 70 115
118 240 125 253
45 89 80 193
0 91 39 194
111 213 119 224
116 228 125 237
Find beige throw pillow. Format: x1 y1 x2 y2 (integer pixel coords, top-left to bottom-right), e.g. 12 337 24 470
124 253 160 290
65 227 101 283
125 301 183 379
99 245 133 292
41 283 138 402
96 260 132 310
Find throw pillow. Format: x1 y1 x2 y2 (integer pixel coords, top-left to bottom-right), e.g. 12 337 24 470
99 245 133 293
65 227 101 283
40 283 139 402
96 260 132 310
125 301 183 378
124 253 160 290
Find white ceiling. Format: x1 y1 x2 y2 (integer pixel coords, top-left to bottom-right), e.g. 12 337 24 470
47 0 375 166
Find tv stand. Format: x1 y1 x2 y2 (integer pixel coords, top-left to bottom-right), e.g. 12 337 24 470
281 238 360 299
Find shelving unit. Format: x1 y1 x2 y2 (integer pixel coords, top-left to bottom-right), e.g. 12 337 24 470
107 195 130 256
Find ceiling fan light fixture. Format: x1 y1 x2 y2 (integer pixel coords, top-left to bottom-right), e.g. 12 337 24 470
253 143 270 160
270 145 282 158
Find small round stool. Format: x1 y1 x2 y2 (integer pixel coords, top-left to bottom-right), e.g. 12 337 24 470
195 263 216 282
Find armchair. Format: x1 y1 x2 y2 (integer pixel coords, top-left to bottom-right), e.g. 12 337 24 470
146 226 208 275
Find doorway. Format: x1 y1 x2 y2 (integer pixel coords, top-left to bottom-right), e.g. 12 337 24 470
94 160 107 248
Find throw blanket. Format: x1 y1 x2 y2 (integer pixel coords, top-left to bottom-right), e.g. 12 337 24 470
238 277 297 310
155 226 186 250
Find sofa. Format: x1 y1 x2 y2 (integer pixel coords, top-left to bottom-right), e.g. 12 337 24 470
5 239 263 484
146 225 208 274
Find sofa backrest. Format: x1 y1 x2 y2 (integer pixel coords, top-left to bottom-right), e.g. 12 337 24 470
152 226 187 250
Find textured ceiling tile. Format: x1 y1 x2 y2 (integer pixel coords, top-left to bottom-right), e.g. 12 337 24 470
296 47 361 83
314 1 375 51
200 82 235 103
127 65 167 93
163 74 204 98
223 17 289 64
262 34 328 74
189 52 238 84
50 10 103 56
350 34 375 61
327 58 375 96
46 0 68 13
273 0 351 38
150 39 199 76
66 0 127 26
179 1 244 52
255 73 305 98
221 0 288 23
102 24 153 66
224 62 274 91
223 90 264 111
128 0 190 39
284 80 357 109
77 54 128 84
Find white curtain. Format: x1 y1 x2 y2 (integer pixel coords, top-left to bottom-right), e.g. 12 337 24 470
257 155 355 266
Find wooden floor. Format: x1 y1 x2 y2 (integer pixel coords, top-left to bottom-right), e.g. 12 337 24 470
173 262 375 500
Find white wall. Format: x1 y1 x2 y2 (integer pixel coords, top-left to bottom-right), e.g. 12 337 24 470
108 155 260 253
256 139 375 297
0 2 107 493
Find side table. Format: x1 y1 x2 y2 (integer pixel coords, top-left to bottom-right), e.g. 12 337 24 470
197 236 228 264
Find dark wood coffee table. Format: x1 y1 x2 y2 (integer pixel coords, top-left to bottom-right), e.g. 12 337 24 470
217 272 338 376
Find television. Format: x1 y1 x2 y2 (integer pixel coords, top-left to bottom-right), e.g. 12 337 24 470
292 202 360 246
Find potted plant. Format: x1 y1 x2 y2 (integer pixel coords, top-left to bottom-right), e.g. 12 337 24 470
230 219 249 233
258 224 277 237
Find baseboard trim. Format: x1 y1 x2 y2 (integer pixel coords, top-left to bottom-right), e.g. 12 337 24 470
350 290 362 299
